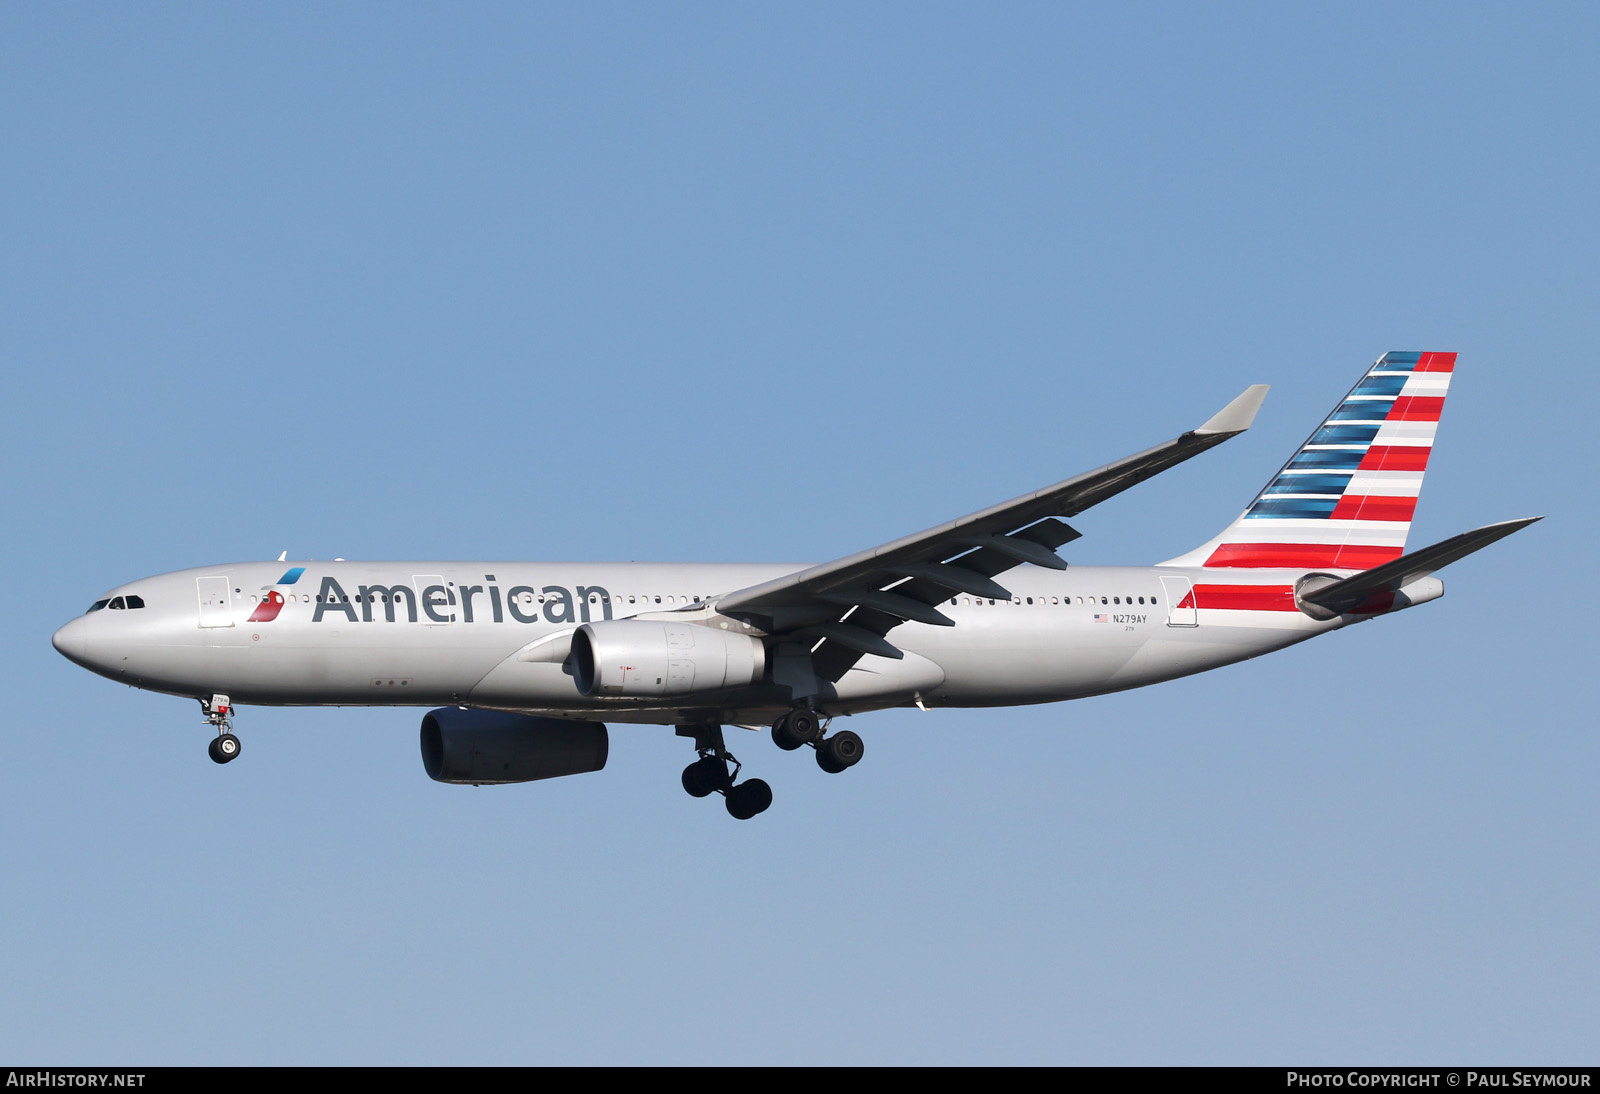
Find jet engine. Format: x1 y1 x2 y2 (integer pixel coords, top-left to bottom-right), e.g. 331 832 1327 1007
571 619 766 698
420 707 608 785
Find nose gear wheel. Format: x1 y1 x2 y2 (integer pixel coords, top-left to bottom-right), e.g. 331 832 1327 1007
200 695 241 765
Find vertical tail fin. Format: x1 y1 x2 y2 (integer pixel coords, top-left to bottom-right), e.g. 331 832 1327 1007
1162 351 1456 570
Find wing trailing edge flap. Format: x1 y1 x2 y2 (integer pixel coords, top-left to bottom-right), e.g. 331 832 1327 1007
713 384 1269 681
1298 517 1541 618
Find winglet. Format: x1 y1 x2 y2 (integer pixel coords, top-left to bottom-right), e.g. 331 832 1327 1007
1193 384 1269 436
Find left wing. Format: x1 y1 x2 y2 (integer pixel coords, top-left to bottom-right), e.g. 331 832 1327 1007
714 383 1269 682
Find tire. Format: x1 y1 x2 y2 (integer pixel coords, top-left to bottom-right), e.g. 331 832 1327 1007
787 710 821 746
816 731 863 773
210 734 241 765
725 778 772 820
682 762 714 798
688 755 732 795
771 716 803 751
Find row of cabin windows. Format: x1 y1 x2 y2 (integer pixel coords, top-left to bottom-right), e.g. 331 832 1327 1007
948 595 1159 607
247 592 712 607
234 589 1159 610
87 595 146 612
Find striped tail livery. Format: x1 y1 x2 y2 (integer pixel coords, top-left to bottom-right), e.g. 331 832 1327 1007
1168 351 1456 571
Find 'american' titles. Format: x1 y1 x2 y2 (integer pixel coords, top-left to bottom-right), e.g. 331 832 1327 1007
311 575 615 625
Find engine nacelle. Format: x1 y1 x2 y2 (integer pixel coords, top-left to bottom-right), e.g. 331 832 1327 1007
571 619 766 698
420 707 608 785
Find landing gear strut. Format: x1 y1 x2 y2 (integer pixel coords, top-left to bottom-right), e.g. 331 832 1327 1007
771 708 864 774
201 694 241 765
676 724 772 820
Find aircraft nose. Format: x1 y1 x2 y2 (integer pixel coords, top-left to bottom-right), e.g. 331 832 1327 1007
52 615 89 666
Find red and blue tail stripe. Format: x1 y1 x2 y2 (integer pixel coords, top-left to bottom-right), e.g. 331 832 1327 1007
1164 351 1454 571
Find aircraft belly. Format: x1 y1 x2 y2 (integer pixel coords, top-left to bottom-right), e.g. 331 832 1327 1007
903 598 1329 706
909 624 1141 705
468 657 586 707
1104 625 1306 690
153 618 522 706
820 651 945 708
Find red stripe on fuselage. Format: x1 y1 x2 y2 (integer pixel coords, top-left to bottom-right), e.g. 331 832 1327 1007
1414 351 1457 373
1329 494 1418 522
1191 584 1298 611
1359 445 1432 471
1203 543 1405 569
1387 396 1444 421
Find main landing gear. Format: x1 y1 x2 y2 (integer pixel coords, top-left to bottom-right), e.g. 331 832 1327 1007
677 724 772 820
201 694 241 765
771 707 864 774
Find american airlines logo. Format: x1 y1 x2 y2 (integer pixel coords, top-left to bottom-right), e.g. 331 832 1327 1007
246 567 304 623
305 575 615 625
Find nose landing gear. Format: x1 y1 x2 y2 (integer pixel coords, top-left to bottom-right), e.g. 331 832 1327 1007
201 694 241 765
676 724 772 820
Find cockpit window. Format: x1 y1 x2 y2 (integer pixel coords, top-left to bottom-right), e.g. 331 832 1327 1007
89 595 145 612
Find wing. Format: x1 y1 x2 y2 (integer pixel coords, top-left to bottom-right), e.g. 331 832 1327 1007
714 384 1270 682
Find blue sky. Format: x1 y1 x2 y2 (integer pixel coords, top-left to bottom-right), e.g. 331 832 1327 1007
3 3 1595 1064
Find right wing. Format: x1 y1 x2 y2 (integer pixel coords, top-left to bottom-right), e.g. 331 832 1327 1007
714 383 1270 681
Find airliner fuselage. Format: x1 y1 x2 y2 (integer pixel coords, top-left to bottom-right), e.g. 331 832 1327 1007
54 558 1394 723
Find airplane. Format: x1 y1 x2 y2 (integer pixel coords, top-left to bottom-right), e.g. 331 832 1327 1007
52 351 1538 819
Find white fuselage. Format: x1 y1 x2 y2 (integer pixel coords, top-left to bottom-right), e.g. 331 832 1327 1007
52 558 1382 726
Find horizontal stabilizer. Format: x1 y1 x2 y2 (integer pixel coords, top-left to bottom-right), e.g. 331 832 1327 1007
1299 517 1540 616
